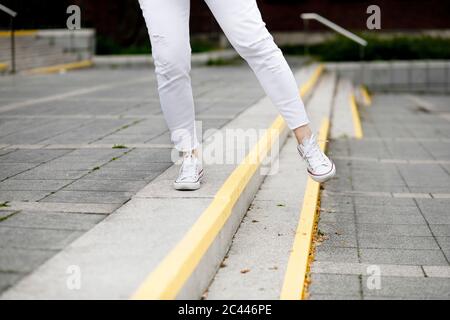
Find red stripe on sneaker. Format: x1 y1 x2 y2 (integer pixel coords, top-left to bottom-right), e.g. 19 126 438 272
307 162 335 177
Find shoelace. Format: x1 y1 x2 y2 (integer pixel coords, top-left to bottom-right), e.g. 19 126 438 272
303 141 328 172
178 156 198 182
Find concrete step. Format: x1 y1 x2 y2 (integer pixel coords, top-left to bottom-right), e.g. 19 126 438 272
0 63 324 300
0 62 7 74
330 77 358 139
0 29 94 72
205 72 337 300
93 50 240 69
0 52 80 73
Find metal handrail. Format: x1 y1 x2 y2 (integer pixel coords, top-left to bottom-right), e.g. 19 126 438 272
0 3 18 74
301 13 367 47
301 13 367 83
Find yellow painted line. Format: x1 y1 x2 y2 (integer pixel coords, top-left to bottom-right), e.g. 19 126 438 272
360 86 372 106
25 60 93 75
133 116 286 300
280 118 330 300
131 64 324 300
300 64 324 97
0 30 38 37
350 93 364 139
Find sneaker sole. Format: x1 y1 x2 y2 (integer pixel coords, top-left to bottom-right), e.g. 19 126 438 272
308 162 336 183
173 171 204 191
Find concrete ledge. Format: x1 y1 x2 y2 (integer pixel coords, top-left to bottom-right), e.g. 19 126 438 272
326 60 450 93
330 78 359 139
0 62 7 74
25 60 93 75
0 30 38 37
280 72 336 300
134 65 323 300
0 64 322 300
0 29 95 72
93 50 239 69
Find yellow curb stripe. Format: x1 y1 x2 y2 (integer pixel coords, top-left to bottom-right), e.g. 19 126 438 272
300 64 324 97
360 86 372 106
350 93 364 139
131 64 324 300
25 60 93 75
133 116 286 300
280 118 330 300
0 30 38 37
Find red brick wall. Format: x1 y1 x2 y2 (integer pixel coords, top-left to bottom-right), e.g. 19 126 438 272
2 0 449 46
192 0 450 32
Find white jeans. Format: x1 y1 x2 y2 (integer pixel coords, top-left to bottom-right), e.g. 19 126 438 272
139 0 310 151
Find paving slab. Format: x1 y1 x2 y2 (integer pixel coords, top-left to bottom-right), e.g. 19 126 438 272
362 276 450 299
308 92 450 299
330 78 355 139
311 261 424 277
0 273 22 293
40 190 134 204
423 266 450 278
206 69 336 300
206 137 307 300
308 274 361 297
0 247 58 274
0 191 51 202
359 248 447 266
1 59 301 295
0 179 72 191
0 211 105 231
0 62 309 299
0 226 83 250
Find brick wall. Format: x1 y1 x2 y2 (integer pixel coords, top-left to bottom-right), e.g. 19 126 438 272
2 0 450 47
192 0 450 32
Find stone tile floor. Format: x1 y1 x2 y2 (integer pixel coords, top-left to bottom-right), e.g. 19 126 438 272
309 94 450 299
0 58 305 294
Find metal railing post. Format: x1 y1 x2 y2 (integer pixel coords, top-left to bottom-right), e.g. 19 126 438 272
0 3 18 74
10 15 15 74
304 19 309 56
444 61 450 93
359 45 365 85
300 13 368 85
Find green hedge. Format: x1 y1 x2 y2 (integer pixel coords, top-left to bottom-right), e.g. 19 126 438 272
96 36 219 55
281 35 450 61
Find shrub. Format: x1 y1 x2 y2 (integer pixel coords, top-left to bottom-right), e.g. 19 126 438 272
96 36 219 55
281 34 450 61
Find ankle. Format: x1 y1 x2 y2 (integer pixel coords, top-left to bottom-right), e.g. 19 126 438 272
293 125 313 144
183 149 198 158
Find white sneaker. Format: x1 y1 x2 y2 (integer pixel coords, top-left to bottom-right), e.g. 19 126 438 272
173 153 204 191
297 134 336 183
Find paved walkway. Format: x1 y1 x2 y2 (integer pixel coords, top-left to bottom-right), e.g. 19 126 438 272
309 93 450 299
205 72 336 300
3 59 448 300
0 59 303 294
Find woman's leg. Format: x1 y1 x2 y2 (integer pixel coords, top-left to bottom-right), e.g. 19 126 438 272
204 0 311 142
205 0 335 182
138 0 199 152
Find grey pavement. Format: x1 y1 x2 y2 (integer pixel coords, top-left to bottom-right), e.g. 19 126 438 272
205 71 336 299
0 57 305 295
309 93 450 300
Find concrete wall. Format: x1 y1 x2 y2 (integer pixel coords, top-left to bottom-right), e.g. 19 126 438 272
0 29 95 72
327 60 450 93
36 29 96 60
